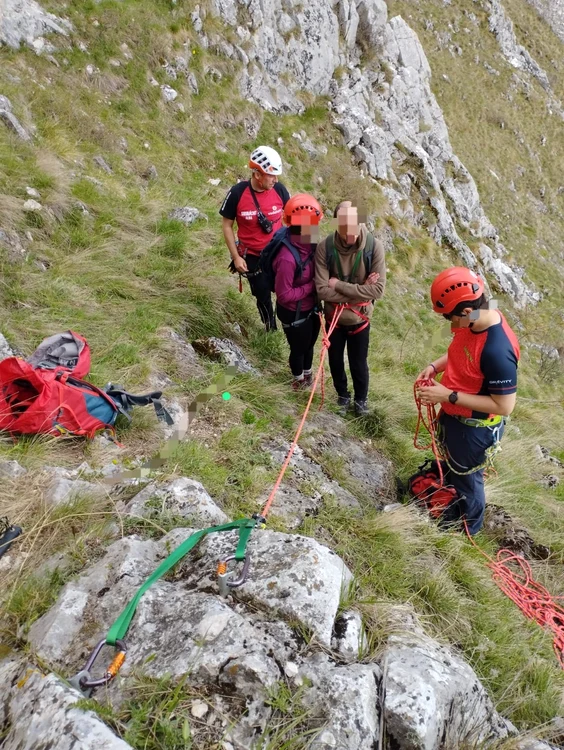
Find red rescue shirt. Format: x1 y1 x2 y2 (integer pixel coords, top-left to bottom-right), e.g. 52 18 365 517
441 312 520 419
220 180 290 255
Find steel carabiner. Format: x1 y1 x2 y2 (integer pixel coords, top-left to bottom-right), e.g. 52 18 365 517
68 638 127 696
217 554 251 597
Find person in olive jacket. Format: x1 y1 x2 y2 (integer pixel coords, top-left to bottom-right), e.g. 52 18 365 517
315 200 386 416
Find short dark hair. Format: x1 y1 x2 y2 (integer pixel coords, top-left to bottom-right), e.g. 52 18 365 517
448 294 489 318
333 200 353 218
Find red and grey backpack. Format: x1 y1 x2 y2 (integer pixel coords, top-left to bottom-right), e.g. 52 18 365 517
0 331 172 438
407 459 459 519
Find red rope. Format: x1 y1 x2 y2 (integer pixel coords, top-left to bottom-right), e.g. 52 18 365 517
413 378 444 485
413 381 564 668
465 526 564 667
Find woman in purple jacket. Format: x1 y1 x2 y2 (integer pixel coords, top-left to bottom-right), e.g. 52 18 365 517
272 194 324 391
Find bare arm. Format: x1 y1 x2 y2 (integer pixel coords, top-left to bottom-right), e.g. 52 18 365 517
417 353 448 381
222 217 247 273
417 381 516 416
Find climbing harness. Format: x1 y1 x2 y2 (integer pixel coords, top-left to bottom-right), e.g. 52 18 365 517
413 379 504 480
70 307 348 695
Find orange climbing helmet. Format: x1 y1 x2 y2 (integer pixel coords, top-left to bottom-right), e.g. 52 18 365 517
283 193 323 226
430 267 485 314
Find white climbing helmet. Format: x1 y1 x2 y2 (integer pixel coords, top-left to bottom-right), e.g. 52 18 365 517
249 145 283 176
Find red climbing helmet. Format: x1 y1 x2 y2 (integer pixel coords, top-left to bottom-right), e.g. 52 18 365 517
430 267 485 314
283 193 323 226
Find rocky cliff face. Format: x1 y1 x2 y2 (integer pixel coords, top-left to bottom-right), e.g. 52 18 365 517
525 0 564 42
192 0 545 306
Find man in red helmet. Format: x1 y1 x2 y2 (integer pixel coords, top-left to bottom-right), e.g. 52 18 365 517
220 146 290 332
415 267 520 535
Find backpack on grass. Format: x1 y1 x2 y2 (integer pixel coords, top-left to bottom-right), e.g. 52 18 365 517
407 459 459 519
0 331 173 439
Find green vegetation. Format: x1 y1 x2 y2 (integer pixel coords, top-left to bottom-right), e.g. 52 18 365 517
2 0 564 745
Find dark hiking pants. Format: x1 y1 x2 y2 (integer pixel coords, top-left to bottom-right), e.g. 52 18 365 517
277 304 321 377
438 411 505 535
245 254 276 331
328 323 370 402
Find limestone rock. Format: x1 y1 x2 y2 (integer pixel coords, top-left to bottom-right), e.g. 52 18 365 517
161 84 178 102
0 95 31 140
44 475 106 506
0 661 132 749
382 631 511 749
261 440 360 527
28 536 162 667
168 206 207 224
207 0 538 305
170 527 353 647
0 0 72 50
93 155 112 174
23 199 41 211
158 327 205 378
0 459 27 478
300 652 381 749
0 228 27 261
332 609 365 662
301 428 393 506
523 0 564 43
0 333 15 361
125 477 228 526
487 0 551 91
192 337 260 376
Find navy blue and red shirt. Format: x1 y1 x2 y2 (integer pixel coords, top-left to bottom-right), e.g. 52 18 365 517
441 312 520 419
220 180 290 255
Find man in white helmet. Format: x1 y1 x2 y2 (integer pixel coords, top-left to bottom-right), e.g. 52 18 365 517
220 146 290 331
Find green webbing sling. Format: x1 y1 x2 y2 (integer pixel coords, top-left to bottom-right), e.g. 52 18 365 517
105 517 257 646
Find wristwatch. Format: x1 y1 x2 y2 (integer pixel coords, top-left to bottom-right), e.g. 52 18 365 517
448 391 459 404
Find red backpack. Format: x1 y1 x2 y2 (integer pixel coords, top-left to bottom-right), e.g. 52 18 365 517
0 331 172 438
407 459 459 519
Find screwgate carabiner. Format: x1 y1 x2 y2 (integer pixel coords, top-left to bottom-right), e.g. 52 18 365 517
217 554 251 597
68 638 127 696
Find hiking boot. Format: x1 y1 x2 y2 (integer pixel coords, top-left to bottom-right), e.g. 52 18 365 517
354 399 369 417
303 371 313 388
292 377 306 392
337 394 351 415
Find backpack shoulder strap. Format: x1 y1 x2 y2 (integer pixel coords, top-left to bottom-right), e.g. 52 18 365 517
104 385 174 426
325 233 335 273
363 233 375 276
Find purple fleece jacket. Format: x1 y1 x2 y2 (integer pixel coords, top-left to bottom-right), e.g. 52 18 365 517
273 237 316 312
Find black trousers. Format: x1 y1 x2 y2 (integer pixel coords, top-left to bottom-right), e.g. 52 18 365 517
277 304 321 377
328 323 370 402
245 254 276 331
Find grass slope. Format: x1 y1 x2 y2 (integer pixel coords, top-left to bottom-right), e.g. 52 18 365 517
1 0 564 746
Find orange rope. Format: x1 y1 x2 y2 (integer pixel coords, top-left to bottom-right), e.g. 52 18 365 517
260 306 344 519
